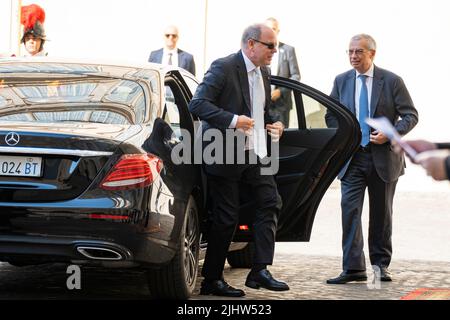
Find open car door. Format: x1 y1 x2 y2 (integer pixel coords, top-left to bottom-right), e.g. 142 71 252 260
235 76 360 242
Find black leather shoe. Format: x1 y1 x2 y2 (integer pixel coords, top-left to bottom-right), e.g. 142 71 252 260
200 279 245 297
245 269 289 291
379 267 392 282
326 270 368 284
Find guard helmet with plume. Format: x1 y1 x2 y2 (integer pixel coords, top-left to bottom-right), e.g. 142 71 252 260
20 4 47 44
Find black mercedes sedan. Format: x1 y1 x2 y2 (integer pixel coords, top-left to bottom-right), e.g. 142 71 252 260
0 58 360 299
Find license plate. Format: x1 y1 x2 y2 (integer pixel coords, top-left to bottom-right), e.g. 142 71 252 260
0 155 42 177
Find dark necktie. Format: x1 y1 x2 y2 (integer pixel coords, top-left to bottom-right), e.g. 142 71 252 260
168 53 173 65
358 74 370 146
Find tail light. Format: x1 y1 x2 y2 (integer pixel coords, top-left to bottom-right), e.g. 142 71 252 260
239 225 250 231
100 154 163 190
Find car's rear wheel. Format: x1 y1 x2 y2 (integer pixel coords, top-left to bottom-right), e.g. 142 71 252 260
227 243 254 268
147 196 200 299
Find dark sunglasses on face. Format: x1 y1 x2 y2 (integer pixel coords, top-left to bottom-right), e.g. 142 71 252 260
165 34 178 38
251 38 277 50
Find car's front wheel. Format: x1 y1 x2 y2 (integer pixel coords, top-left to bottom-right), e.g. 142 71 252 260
147 196 200 299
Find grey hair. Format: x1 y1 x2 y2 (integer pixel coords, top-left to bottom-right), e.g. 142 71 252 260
241 24 263 48
265 17 278 24
351 34 377 50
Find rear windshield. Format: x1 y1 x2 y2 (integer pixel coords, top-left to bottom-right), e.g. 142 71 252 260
0 77 149 125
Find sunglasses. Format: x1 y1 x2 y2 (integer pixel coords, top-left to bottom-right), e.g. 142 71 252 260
251 38 277 50
165 34 178 38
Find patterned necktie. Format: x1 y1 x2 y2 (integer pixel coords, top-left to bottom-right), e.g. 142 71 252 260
252 68 267 159
168 53 173 65
358 74 370 146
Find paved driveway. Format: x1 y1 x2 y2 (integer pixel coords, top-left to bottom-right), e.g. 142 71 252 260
0 180 448 300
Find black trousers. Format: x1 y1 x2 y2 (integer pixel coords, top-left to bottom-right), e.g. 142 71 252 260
340 150 397 271
201 163 282 281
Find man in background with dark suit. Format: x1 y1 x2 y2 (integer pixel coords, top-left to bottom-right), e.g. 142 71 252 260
325 34 418 284
265 17 300 128
189 23 288 297
148 25 196 75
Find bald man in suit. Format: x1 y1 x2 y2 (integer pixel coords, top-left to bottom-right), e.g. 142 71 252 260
189 23 288 297
149 25 196 75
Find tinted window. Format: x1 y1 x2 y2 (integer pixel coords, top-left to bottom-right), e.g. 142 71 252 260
271 81 336 130
182 76 199 96
0 78 147 124
164 85 181 136
0 96 8 108
0 110 129 125
303 94 328 129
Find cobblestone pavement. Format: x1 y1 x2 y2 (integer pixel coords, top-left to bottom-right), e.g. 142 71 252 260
0 188 448 300
192 255 450 300
0 254 448 300
191 185 450 300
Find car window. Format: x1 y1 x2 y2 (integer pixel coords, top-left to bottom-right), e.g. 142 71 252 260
0 96 7 108
16 83 97 103
0 78 147 124
270 81 338 130
302 94 328 129
163 85 181 137
163 75 196 141
129 69 161 122
134 94 146 123
182 75 199 97
268 88 299 129
0 109 130 125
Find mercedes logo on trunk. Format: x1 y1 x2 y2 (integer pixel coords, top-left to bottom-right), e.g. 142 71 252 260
5 132 20 146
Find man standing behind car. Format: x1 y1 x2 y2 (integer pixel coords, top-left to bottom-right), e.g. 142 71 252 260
189 23 288 297
264 17 301 128
325 34 418 284
148 25 196 75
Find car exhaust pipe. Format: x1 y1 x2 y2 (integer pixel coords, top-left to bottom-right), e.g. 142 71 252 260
76 246 123 261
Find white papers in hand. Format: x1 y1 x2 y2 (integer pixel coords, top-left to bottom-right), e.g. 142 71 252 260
365 117 418 160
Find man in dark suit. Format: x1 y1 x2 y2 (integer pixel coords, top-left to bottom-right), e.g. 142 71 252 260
148 25 196 75
325 34 418 284
189 23 288 297
265 17 300 128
